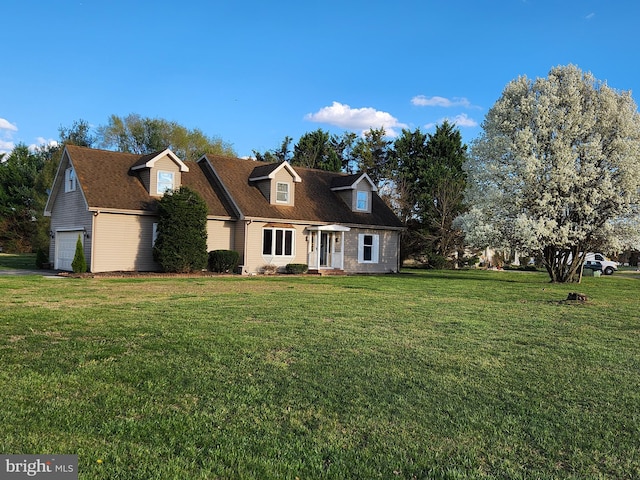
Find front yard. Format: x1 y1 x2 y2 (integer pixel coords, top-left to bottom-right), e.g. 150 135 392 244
0 267 638 479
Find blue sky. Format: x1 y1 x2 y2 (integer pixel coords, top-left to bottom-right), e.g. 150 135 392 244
2 0 638 158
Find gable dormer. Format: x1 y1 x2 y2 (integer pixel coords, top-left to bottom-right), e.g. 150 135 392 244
331 173 377 213
249 161 302 206
129 149 189 196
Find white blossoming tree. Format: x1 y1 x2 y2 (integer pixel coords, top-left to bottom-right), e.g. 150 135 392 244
457 65 640 282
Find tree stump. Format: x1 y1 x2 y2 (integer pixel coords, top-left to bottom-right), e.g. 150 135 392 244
567 292 588 302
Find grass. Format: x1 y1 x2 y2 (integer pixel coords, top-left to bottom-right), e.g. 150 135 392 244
0 252 37 270
1 266 639 479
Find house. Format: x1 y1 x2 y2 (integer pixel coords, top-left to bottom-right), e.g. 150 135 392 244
44 145 404 274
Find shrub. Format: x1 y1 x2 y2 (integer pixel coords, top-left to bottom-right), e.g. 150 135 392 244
261 264 278 275
208 250 240 273
428 254 447 270
35 248 49 269
153 187 208 273
285 263 308 274
71 235 87 273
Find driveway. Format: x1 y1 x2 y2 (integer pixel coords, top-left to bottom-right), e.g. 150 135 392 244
0 268 64 277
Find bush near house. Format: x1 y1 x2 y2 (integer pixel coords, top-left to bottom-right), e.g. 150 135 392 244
153 187 208 273
71 235 87 273
285 263 308 274
208 250 240 273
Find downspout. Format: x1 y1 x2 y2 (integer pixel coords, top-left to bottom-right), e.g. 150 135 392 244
90 210 99 273
243 219 251 275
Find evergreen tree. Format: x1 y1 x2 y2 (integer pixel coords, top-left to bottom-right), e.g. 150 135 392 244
153 186 208 273
71 235 87 273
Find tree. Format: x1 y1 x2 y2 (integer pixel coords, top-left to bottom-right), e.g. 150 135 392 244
253 136 293 163
97 114 236 161
71 234 87 273
352 127 392 187
153 186 208 273
457 64 640 282
0 144 47 252
291 129 342 172
391 124 467 265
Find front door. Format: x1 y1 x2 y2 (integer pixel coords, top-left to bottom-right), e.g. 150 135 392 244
319 232 330 267
308 228 348 271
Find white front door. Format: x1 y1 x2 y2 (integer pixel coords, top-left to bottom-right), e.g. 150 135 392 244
55 231 83 271
319 232 331 267
311 231 344 269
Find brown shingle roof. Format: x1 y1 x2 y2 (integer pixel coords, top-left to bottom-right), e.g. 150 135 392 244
201 155 404 228
66 145 231 217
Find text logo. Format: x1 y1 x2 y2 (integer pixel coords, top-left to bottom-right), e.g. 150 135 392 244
1 455 78 479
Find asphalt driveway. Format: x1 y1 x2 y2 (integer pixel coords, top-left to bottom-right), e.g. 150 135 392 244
0 268 63 277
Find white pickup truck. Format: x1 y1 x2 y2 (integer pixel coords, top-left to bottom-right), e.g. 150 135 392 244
584 253 618 275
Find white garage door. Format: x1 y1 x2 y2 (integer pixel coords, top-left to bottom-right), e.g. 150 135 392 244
55 231 83 271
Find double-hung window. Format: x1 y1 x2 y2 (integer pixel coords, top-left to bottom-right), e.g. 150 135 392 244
358 233 379 263
356 191 369 211
157 171 174 195
263 227 294 257
276 182 289 203
65 167 76 192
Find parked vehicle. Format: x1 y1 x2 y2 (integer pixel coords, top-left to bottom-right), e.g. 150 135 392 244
584 253 618 275
583 260 603 274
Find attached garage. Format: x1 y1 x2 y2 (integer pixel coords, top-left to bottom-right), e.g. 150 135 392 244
55 231 84 271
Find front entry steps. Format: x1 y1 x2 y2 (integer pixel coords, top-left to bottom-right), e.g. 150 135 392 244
308 268 346 276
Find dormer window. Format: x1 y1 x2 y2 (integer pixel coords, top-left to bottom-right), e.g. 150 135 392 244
65 167 76 192
157 171 174 195
356 191 369 211
276 182 290 203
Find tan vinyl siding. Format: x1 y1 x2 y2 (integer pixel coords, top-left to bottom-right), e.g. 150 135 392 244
242 222 307 274
343 228 400 274
206 220 234 252
91 213 160 272
49 183 92 270
233 221 247 270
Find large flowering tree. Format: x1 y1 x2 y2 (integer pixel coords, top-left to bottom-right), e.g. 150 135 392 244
457 65 640 282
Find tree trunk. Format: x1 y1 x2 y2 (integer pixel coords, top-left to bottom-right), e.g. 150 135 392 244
543 246 585 283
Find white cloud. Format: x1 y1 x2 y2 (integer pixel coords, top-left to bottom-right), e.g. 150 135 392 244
29 137 58 151
411 95 474 108
0 140 15 155
425 113 479 130
585 12 595 20
305 101 408 137
450 113 478 127
0 118 18 155
0 118 18 132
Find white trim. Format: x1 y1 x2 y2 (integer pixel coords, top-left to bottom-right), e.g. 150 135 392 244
157 170 175 194
130 148 189 172
356 190 369 211
276 181 290 203
330 172 378 192
358 233 379 263
306 224 351 232
249 161 302 183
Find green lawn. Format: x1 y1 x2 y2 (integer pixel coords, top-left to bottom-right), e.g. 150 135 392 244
1 269 639 479
0 252 37 270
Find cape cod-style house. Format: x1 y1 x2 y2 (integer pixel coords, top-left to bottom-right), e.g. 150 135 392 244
44 145 404 274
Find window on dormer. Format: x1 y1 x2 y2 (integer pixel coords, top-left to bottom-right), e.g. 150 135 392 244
276 182 289 203
157 171 174 195
64 167 76 193
356 191 369 211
